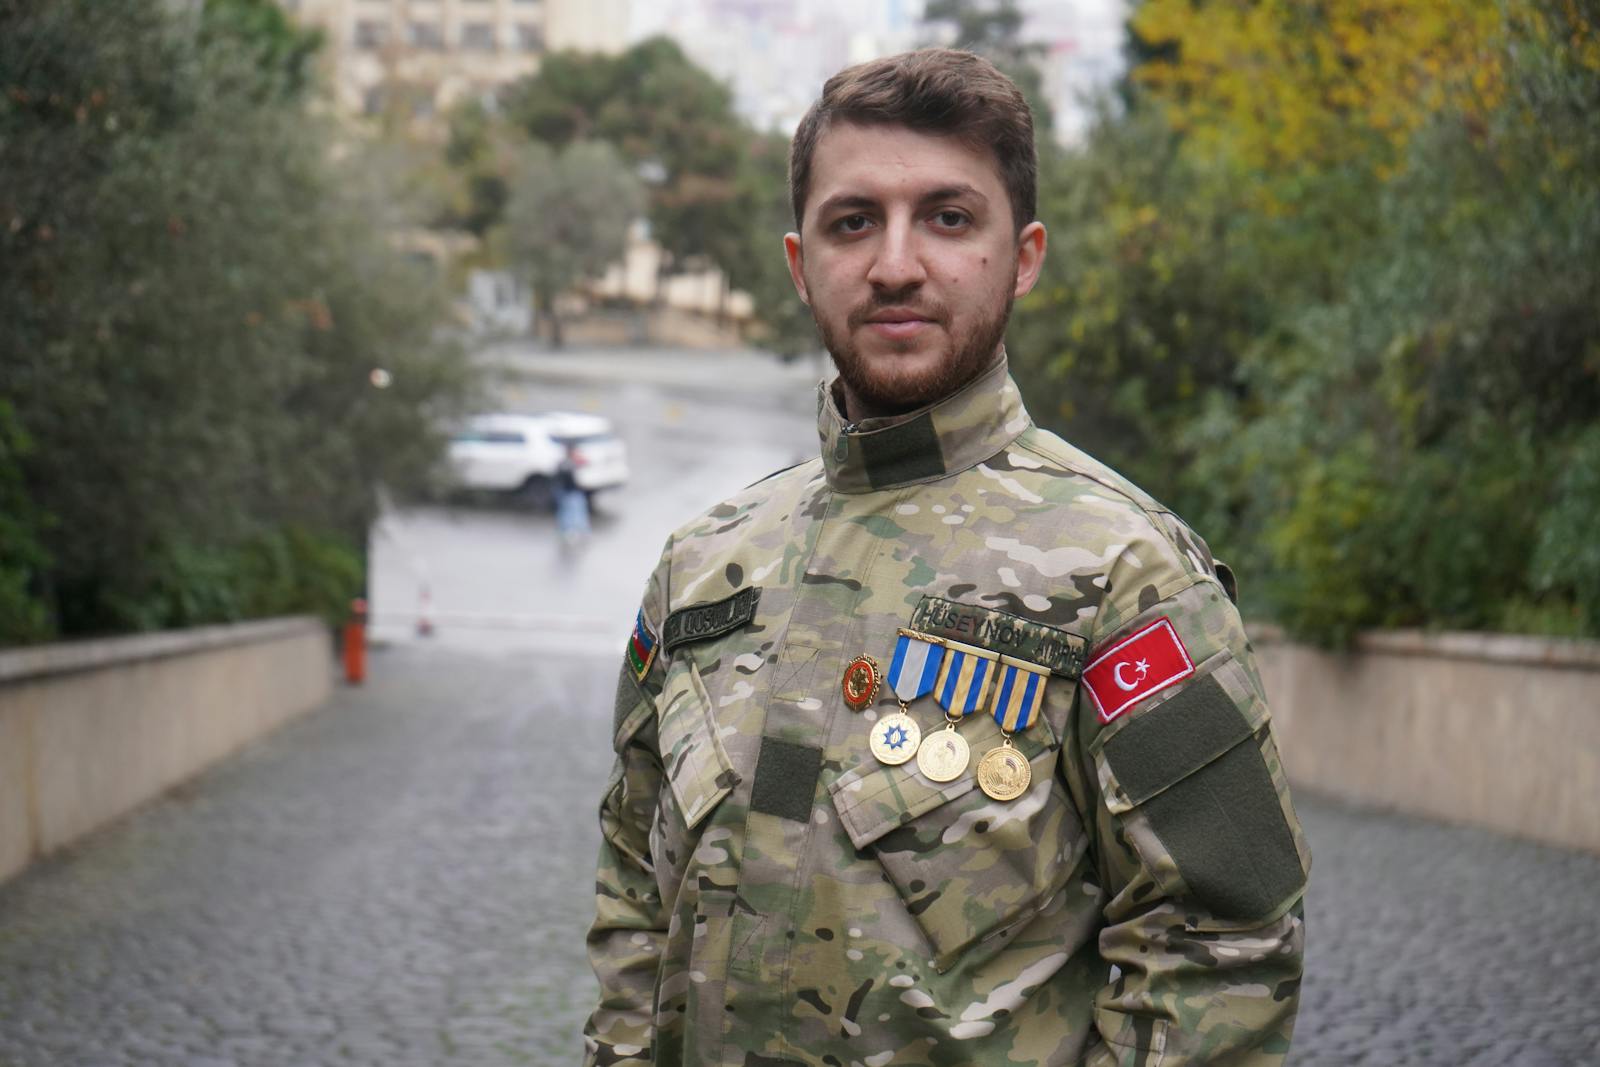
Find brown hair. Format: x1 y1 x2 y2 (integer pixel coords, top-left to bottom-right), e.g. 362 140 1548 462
789 48 1037 234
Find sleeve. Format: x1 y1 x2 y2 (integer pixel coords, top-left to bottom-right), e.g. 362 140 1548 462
1072 523 1311 1066
583 548 672 1066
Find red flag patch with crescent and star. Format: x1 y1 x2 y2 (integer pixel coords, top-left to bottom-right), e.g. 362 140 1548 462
1082 616 1195 724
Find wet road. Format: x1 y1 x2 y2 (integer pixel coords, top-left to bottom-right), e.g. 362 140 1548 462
367 347 822 656
2 346 1597 1066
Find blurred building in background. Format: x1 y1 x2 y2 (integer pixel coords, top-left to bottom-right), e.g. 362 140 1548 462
280 0 629 127
631 0 1126 143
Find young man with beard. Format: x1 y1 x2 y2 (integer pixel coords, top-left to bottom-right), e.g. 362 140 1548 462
586 49 1308 1067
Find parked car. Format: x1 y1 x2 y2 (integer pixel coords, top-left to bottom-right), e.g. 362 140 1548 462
447 412 629 502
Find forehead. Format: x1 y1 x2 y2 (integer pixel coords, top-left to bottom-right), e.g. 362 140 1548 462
806 121 1005 214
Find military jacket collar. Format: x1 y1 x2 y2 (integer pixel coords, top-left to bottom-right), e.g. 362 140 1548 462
816 354 1032 493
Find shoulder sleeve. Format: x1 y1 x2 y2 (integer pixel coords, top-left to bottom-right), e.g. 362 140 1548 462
1070 517 1310 1065
584 539 672 1067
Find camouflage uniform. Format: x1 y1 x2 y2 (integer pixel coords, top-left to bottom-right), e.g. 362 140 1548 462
586 356 1310 1066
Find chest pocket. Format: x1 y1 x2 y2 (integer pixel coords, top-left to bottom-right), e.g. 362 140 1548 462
657 657 738 831
826 692 1088 973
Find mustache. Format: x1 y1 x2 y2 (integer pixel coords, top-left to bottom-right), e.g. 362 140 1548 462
847 293 950 330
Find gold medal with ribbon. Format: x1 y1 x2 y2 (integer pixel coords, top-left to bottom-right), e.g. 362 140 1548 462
975 655 1049 801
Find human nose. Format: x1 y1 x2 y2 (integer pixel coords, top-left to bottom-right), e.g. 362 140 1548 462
865 216 927 291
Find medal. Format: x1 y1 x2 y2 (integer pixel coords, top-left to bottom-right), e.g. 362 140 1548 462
916 722 970 782
976 656 1049 801
909 637 998 783
842 654 882 709
976 741 1031 801
868 709 922 766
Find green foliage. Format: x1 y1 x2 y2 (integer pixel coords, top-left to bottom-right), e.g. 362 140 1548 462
0 0 475 643
501 140 645 346
448 36 813 352
199 0 324 98
721 132 819 357
1532 427 1600 633
1015 1 1600 643
499 37 745 269
0 401 53 644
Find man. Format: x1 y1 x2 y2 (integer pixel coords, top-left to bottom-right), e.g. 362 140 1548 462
586 49 1308 1066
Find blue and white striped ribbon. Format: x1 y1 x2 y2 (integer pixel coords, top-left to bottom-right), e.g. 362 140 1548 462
887 629 945 703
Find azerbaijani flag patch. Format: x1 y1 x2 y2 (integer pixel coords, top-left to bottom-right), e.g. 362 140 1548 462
627 609 658 681
1082 616 1195 724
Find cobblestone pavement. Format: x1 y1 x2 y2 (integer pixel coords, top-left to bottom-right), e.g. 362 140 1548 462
2 646 1598 1066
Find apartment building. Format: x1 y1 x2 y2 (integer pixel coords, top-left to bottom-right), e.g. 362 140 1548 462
281 0 628 125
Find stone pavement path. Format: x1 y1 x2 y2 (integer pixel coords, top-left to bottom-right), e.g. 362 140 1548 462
1 646 1597 1066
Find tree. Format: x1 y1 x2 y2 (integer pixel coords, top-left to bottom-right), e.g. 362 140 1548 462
721 131 819 358
922 0 1055 135
1011 0 1600 643
0 0 474 640
1131 0 1509 179
499 37 745 274
199 0 324 98
500 140 644 348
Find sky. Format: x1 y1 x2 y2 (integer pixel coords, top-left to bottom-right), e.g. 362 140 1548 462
628 0 1128 143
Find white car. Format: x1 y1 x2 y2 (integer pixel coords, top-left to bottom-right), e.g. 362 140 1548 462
447 412 629 500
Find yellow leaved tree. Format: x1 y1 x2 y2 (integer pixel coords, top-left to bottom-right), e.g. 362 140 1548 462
1131 0 1510 184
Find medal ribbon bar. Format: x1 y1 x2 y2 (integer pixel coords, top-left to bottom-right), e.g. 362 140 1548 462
990 654 1049 733
887 628 945 703
933 639 999 716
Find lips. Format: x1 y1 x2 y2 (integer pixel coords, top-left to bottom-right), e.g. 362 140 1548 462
862 306 935 326
856 305 940 340
866 319 931 340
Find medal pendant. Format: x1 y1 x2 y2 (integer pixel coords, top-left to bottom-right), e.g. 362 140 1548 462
869 709 921 766
916 725 970 783
842 654 882 710
976 740 1031 801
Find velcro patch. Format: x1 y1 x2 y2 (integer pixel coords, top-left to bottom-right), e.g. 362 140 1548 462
1082 616 1194 724
663 587 761 652
749 736 822 823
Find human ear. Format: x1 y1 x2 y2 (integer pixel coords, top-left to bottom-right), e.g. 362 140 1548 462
1012 221 1047 299
784 232 809 305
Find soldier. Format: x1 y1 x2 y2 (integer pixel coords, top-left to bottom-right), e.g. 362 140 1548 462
586 48 1309 1066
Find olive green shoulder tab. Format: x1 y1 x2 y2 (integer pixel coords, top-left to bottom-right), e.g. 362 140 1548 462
663 586 761 652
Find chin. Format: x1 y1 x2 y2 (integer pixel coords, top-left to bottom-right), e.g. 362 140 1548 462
843 350 962 413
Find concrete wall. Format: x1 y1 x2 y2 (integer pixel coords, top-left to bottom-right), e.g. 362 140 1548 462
0 617 333 885
1255 627 1600 854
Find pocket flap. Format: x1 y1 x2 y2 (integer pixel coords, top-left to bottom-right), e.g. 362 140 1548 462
828 706 1057 850
657 658 737 830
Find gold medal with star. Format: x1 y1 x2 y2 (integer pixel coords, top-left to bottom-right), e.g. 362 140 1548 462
868 709 922 766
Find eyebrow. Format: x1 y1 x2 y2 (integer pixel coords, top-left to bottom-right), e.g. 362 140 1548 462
814 183 991 218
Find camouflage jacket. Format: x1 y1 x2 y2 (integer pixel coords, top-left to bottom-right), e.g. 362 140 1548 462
586 356 1310 1066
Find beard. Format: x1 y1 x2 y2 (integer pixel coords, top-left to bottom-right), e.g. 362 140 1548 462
812 284 1014 418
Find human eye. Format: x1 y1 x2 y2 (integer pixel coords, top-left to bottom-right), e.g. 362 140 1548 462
832 213 874 235
930 208 971 230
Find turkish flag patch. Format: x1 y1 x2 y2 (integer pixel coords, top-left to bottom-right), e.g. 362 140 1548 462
1083 616 1195 724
